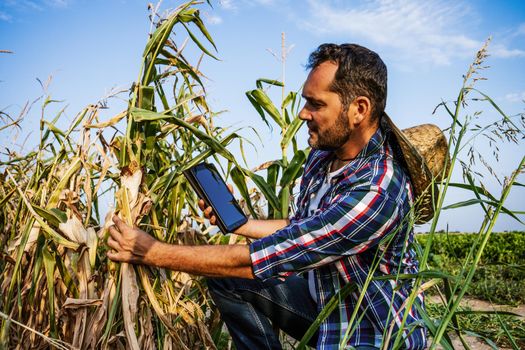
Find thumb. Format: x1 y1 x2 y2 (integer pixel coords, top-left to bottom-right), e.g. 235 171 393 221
227 184 234 194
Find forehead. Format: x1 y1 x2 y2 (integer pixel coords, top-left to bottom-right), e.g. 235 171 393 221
302 61 338 98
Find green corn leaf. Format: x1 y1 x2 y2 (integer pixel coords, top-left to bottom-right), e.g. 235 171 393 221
142 3 191 58
248 89 285 128
255 78 283 89
281 116 305 148
138 85 155 110
129 95 198 121
278 186 290 219
267 163 280 193
0 188 16 207
231 167 258 218
281 91 297 109
245 170 280 212
414 302 455 350
43 121 66 137
190 12 217 51
33 206 67 227
42 245 57 337
29 235 45 304
181 22 218 60
297 282 357 349
246 91 271 129
279 150 306 187
283 107 291 125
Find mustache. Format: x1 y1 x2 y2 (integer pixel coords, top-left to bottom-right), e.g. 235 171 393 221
307 122 317 131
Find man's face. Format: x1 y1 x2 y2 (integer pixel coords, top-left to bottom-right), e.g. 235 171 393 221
299 62 352 151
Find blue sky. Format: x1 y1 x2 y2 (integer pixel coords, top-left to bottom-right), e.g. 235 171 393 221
1 0 524 232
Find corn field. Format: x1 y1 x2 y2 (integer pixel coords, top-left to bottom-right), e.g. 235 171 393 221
1 1 524 349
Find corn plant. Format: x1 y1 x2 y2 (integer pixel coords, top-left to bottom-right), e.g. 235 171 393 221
0 1 251 349
238 34 307 220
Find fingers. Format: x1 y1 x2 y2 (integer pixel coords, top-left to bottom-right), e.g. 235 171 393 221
203 206 213 219
107 250 133 263
227 184 234 194
199 200 212 219
107 236 122 251
108 224 123 243
112 215 129 232
107 233 131 262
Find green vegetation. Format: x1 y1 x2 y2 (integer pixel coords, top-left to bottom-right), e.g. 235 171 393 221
419 231 525 305
426 302 525 348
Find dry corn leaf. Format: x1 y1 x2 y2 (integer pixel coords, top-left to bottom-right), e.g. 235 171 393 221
63 298 103 309
84 110 126 129
84 278 114 349
121 263 140 350
7 222 40 253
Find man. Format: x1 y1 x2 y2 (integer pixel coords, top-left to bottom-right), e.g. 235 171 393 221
107 43 427 349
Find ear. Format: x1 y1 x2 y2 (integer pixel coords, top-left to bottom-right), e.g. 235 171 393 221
350 96 372 126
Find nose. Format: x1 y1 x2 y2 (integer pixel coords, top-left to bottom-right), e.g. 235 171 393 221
298 105 311 121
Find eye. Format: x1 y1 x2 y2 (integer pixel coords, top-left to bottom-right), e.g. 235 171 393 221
309 100 322 109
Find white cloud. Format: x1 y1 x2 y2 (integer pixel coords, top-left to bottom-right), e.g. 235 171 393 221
516 23 525 36
44 0 69 8
2 0 43 11
503 91 525 103
297 0 523 66
254 0 275 5
219 0 237 10
0 0 69 20
0 11 12 21
205 13 223 25
492 44 525 58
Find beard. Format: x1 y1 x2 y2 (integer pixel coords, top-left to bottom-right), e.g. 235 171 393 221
307 110 352 151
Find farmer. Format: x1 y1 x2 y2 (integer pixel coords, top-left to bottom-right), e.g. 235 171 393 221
108 43 446 349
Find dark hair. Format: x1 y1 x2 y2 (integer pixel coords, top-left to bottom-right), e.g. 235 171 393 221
306 43 387 122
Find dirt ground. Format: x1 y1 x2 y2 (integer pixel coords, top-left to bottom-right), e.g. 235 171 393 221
428 295 525 349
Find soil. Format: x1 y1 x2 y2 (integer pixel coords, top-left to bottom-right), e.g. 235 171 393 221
427 295 525 350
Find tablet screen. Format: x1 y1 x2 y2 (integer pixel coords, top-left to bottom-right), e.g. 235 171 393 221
192 164 247 231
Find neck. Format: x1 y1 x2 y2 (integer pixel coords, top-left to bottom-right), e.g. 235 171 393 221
332 124 379 170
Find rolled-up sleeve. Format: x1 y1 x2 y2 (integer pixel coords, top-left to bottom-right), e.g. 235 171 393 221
249 186 401 281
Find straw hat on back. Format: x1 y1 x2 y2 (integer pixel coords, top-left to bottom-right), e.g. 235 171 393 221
381 113 450 224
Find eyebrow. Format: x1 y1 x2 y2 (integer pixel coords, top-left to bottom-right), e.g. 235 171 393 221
302 95 324 104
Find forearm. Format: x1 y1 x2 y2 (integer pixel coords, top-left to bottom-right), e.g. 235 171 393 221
147 241 255 279
234 219 289 239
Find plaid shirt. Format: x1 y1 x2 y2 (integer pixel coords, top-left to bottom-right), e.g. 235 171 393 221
250 127 426 349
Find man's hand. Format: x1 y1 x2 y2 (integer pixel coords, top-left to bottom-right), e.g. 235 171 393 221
107 215 160 265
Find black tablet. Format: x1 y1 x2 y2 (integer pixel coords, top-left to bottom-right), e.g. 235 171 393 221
183 163 248 233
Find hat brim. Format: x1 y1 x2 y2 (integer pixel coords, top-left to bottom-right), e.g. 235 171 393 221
382 113 443 224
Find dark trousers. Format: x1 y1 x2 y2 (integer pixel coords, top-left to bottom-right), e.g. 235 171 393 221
207 275 378 350
207 275 318 349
